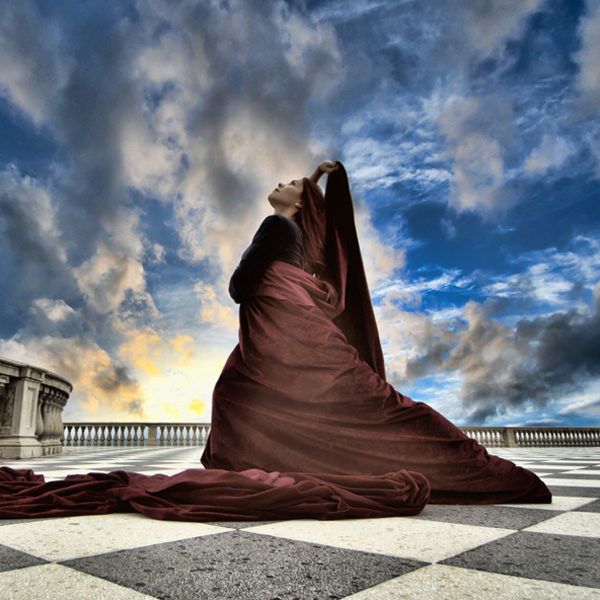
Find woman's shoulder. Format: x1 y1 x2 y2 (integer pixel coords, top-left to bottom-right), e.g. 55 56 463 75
257 214 300 236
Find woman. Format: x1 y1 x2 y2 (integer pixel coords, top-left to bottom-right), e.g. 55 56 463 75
201 160 552 505
0 161 549 522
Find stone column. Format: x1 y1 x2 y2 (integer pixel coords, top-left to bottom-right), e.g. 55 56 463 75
0 358 72 459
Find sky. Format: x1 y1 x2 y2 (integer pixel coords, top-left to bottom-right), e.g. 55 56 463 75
0 0 598 427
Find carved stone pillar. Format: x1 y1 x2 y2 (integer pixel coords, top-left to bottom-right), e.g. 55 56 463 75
38 385 70 456
0 358 72 459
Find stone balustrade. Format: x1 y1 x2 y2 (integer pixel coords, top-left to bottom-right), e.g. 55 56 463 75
60 422 600 449
460 426 600 447
63 422 211 447
0 357 72 459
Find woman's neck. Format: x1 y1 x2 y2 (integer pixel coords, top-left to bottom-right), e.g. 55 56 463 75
273 208 297 220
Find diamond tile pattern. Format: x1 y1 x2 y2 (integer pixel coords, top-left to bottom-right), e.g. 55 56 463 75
1 446 599 599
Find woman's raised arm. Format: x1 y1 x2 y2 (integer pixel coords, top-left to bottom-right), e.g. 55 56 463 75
309 160 339 185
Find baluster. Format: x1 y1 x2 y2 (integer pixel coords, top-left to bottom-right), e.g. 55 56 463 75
128 424 134 446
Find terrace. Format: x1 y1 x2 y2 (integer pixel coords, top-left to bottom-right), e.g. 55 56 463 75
1 427 599 599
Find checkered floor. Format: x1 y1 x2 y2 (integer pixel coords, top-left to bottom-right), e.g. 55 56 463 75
1 446 599 599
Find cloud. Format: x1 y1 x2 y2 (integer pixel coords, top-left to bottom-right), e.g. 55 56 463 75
484 235 600 309
0 0 594 430
0 165 71 301
573 0 600 174
523 134 575 175
0 332 148 421
193 280 238 332
0 1 71 125
378 275 600 424
439 95 514 217
123 0 343 271
557 378 600 416
574 0 600 111
459 0 545 56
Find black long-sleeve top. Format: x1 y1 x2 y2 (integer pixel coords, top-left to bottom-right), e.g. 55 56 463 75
229 213 303 304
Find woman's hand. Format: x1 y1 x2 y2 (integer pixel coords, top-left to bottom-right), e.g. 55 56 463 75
310 160 339 183
318 160 339 174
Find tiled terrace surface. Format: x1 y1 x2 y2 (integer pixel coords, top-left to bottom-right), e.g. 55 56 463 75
1 446 599 599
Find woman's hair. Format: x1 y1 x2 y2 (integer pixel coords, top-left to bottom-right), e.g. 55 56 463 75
292 177 338 305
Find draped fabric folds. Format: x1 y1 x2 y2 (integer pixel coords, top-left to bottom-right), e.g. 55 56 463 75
0 466 429 520
201 162 551 505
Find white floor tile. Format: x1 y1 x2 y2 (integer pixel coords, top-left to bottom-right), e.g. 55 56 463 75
0 563 158 600
499 496 599 511
523 511 600 538
242 517 515 563
562 469 600 475
514 464 581 471
0 513 231 561
541 478 600 488
342 564 600 600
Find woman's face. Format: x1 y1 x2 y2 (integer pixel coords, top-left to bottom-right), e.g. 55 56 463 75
268 178 303 209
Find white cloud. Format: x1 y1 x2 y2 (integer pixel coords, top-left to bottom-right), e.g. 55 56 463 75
573 0 600 174
523 134 574 175
557 378 600 415
72 207 157 320
193 280 238 332
439 95 514 217
460 0 545 55
484 235 600 309
574 0 600 110
30 298 77 323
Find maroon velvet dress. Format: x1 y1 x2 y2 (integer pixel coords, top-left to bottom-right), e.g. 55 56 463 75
201 162 551 505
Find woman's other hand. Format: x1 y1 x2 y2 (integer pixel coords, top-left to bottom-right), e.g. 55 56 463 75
318 160 339 174
310 160 339 183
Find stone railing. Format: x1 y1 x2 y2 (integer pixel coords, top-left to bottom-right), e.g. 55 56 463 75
60 423 600 449
460 426 600 447
0 357 72 459
63 422 211 447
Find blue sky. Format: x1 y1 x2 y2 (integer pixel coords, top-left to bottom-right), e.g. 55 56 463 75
0 0 598 426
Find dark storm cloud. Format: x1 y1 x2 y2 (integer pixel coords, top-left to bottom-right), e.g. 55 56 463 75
400 287 600 423
0 0 145 319
92 363 146 417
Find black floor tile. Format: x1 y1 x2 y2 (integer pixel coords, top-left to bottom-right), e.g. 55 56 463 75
413 504 557 530
60 529 428 600
441 531 600 588
0 544 49 573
